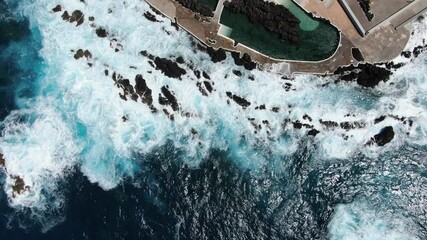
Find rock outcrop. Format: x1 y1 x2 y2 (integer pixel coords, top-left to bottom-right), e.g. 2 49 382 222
207 47 227 63
224 0 300 44
62 10 84 26
175 0 214 17
334 63 392 88
367 126 395 146
226 92 251 108
357 0 374 21
231 52 257 70
154 57 187 79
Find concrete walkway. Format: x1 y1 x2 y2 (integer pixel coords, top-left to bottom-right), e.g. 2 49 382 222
213 0 226 23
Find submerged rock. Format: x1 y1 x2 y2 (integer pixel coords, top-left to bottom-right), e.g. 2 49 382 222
367 126 395 146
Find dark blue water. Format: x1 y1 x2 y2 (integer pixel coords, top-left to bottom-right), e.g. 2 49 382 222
0 0 42 123
1 1 427 240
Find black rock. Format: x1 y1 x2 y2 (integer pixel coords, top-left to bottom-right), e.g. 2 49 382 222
67 10 84 26
206 47 227 63
413 45 427 58
232 70 243 77
340 121 365 130
202 71 210 79
351 48 364 62
154 57 187 79
134 74 153 106
224 0 300 44
175 0 214 17
401 50 411 58
320 119 339 129
161 86 179 111
334 63 392 88
176 56 185 64
226 92 251 108
293 122 302 129
231 52 257 70
367 126 394 146
308 129 320 137
204 81 213 93
196 82 208 96
374 116 386 124
194 70 201 79
96 27 108 38
74 49 92 59
144 11 160 22
52 5 62 12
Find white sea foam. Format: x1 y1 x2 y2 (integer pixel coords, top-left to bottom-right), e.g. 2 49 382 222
0 0 426 231
328 202 420 240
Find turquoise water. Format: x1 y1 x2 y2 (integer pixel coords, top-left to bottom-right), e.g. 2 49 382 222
219 1 340 61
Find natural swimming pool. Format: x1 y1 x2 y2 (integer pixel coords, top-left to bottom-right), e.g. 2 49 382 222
197 0 219 10
219 0 340 61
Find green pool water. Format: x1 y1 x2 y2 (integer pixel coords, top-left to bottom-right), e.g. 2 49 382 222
219 0 340 61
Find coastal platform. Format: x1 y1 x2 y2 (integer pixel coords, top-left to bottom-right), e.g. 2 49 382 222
144 0 427 76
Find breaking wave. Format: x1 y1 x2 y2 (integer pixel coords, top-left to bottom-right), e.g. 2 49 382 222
0 0 426 238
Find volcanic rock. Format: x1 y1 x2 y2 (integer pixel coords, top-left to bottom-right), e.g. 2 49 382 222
367 126 395 146
52 5 62 12
154 57 187 79
231 52 257 70
96 27 108 38
334 63 392 88
207 47 227 63
134 74 153 106
308 129 320 137
175 0 214 17
224 0 300 44
226 92 251 108
161 86 179 111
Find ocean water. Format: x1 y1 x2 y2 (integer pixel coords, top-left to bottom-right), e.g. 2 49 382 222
0 0 426 239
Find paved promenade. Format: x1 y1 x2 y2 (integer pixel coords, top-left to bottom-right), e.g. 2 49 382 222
145 0 426 75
